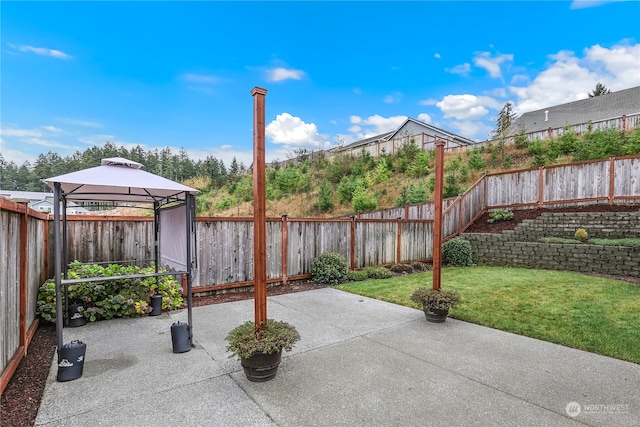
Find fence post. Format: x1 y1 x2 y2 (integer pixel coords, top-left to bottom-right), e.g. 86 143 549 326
396 217 402 264
622 115 627 130
350 216 356 270
19 202 28 349
538 167 544 208
433 140 445 291
281 214 288 285
609 157 616 205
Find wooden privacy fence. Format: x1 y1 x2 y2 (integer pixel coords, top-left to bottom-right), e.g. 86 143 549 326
0 199 48 394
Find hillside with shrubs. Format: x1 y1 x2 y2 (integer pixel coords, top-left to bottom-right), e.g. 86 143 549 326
190 125 640 218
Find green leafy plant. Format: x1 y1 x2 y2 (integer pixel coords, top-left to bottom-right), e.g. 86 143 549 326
311 252 349 285
410 288 461 311
442 238 473 267
225 319 300 360
487 209 514 223
574 228 589 242
36 262 183 323
313 179 335 213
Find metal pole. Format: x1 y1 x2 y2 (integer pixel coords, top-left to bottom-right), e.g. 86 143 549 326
186 193 194 346
251 86 268 327
53 182 64 358
433 140 445 291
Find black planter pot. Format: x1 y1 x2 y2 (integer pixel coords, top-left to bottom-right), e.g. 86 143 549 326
68 303 87 327
150 294 163 316
423 307 449 323
240 351 282 382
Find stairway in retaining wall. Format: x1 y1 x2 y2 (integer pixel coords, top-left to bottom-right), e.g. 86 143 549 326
462 210 640 277
503 211 640 242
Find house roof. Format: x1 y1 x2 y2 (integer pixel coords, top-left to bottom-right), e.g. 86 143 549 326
385 117 476 146
334 117 475 153
513 86 640 133
43 157 199 203
0 190 54 202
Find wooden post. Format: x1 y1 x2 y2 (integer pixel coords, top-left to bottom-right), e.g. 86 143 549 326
281 214 288 285
350 216 356 271
609 157 616 205
538 166 544 208
19 202 28 349
433 139 445 291
396 217 402 264
252 86 268 326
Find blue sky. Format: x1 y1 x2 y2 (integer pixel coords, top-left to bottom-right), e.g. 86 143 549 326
2 1 639 168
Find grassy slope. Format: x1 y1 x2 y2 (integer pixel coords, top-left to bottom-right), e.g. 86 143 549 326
336 267 640 364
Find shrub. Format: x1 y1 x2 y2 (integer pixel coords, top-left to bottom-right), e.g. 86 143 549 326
36 262 183 323
442 238 473 267
225 319 300 360
352 184 378 212
487 209 514 223
359 266 394 279
574 228 589 242
347 270 369 282
410 288 461 311
313 179 334 213
468 153 486 171
311 252 349 285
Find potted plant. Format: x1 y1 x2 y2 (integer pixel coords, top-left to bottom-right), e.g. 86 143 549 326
226 319 300 382
410 288 461 323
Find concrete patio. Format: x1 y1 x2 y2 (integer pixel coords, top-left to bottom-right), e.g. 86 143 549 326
35 288 639 426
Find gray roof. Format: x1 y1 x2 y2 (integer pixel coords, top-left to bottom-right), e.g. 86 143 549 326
0 190 53 201
513 86 640 133
336 131 395 152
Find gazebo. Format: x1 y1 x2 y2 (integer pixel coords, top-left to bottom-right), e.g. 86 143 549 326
43 157 199 369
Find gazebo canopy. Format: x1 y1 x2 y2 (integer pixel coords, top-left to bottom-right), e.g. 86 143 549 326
43 157 199 203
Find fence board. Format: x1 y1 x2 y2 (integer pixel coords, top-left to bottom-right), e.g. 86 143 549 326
614 157 640 202
486 170 539 207
544 161 609 203
355 221 397 268
0 210 20 376
400 222 434 262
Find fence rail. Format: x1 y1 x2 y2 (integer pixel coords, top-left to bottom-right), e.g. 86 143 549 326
1 155 639 389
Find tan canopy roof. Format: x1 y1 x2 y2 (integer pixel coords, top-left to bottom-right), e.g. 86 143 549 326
43 157 199 203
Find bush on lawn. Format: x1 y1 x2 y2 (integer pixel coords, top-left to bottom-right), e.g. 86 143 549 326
311 252 349 285
442 238 473 267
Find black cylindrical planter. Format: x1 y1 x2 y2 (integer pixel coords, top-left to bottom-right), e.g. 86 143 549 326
150 294 163 316
171 321 191 353
57 340 86 382
68 303 87 327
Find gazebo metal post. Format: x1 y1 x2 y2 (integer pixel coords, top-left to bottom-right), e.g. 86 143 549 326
62 196 69 326
53 182 64 357
186 193 194 345
153 201 160 292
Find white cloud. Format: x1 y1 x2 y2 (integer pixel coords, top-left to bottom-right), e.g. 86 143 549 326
419 98 438 106
447 63 471 76
267 67 304 82
384 92 402 104
436 94 501 120
417 113 432 124
347 114 407 140
1 127 42 138
56 117 101 128
570 0 626 9
183 73 219 83
434 53 441 59
16 45 71 59
509 43 640 114
41 125 63 133
265 113 328 149
473 52 513 79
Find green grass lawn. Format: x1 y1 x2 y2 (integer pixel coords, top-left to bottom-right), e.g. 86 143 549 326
335 267 640 364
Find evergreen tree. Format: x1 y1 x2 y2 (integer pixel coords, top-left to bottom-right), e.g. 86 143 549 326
589 83 611 97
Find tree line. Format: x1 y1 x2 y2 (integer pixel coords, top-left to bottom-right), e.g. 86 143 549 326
0 142 244 192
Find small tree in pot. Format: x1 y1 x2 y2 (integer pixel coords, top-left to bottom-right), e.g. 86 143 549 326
226 319 300 382
410 288 461 323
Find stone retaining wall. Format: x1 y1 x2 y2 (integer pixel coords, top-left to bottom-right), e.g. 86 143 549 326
462 211 640 277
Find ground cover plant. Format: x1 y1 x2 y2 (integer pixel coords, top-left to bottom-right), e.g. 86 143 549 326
537 237 640 247
336 266 640 363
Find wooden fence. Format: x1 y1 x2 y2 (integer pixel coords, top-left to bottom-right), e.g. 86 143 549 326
0 199 48 394
1 155 639 390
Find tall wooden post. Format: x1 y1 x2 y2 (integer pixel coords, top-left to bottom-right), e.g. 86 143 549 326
432 140 445 291
252 87 268 326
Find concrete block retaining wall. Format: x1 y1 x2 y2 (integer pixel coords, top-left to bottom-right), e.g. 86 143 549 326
462 212 640 277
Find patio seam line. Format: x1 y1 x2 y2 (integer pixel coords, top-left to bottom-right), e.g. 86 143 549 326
360 329 592 427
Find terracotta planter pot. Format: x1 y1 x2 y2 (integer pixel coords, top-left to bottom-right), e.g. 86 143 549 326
423 307 449 323
240 351 282 382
